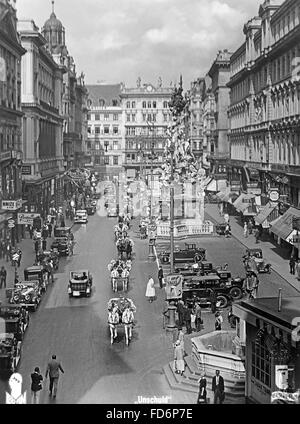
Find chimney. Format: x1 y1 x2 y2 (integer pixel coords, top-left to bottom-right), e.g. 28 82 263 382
278 288 282 312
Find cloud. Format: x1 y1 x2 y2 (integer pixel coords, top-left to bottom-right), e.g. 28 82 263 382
17 0 260 86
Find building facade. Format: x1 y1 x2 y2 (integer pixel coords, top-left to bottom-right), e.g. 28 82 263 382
18 19 65 218
120 77 173 182
86 84 123 180
202 76 216 171
0 0 26 245
228 0 300 206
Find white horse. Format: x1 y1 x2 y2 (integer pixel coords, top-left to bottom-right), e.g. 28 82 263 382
125 260 132 272
121 268 129 291
108 306 120 344
122 307 134 346
111 269 119 292
108 260 116 272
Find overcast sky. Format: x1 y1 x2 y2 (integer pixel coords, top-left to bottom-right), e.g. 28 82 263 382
17 0 263 88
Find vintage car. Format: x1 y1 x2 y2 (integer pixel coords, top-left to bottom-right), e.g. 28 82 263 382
243 248 271 274
37 250 59 271
0 305 29 341
24 265 48 292
51 237 69 256
215 223 227 236
9 281 42 311
182 274 243 307
0 333 22 372
107 205 119 217
160 243 206 264
53 226 72 239
74 209 88 224
68 270 93 297
86 204 96 215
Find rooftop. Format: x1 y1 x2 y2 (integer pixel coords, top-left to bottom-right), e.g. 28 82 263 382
86 84 121 108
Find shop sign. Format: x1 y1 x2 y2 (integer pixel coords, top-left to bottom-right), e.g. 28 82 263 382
21 165 31 175
2 199 22 210
17 213 40 225
292 217 300 231
271 391 300 404
247 188 261 195
165 274 183 300
0 151 12 162
268 189 279 202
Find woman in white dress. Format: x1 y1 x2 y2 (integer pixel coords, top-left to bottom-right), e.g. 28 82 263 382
145 275 155 302
174 340 185 375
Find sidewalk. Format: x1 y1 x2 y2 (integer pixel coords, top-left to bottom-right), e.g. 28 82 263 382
0 217 74 302
205 203 300 292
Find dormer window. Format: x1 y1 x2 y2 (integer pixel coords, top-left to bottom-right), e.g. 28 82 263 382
99 99 105 107
112 99 118 106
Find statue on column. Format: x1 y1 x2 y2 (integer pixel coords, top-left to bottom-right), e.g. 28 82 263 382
136 76 141 88
157 76 162 88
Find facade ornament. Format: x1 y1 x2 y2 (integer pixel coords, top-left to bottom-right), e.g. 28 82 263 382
157 76 162 88
136 76 141 88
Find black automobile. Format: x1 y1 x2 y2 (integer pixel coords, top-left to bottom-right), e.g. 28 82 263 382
86 205 96 215
37 250 59 271
68 270 93 297
182 274 243 307
24 265 48 292
51 238 69 256
160 243 206 264
215 223 227 235
0 305 29 341
0 333 22 372
53 226 72 239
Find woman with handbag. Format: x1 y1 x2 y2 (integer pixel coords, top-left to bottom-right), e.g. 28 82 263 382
31 367 43 404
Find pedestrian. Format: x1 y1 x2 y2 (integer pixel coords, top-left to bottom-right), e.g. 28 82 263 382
197 374 207 404
243 222 248 238
17 249 22 268
225 223 231 238
184 304 192 334
173 340 185 376
45 354 64 398
0 240 3 259
42 238 47 251
145 275 155 302
42 225 48 240
210 289 217 314
289 256 296 275
158 266 164 289
255 228 260 244
29 225 33 239
5 243 11 262
31 367 43 404
215 311 223 331
0 266 7 289
177 328 185 351
212 370 225 404
177 299 185 328
194 302 202 332
48 223 52 238
296 259 300 281
191 305 196 332
68 240 74 256
248 220 253 235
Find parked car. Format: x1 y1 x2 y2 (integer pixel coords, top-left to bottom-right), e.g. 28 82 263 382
68 270 93 298
0 305 29 341
86 205 96 215
51 238 69 256
74 209 88 224
53 226 72 239
0 333 22 372
37 250 59 271
8 282 42 311
160 243 206 264
107 205 118 217
24 265 48 292
182 274 242 307
243 248 271 274
215 223 227 236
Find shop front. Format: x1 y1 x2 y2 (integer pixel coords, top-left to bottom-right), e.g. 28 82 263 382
233 297 300 404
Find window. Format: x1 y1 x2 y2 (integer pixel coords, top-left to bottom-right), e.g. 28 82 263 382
95 114 100 121
113 156 118 165
88 126 91 133
126 114 130 122
163 101 168 108
143 113 146 122
113 126 118 134
113 141 119 150
152 114 156 122
95 126 100 134
104 113 109 121
126 101 130 108
153 101 157 108
131 114 136 122
112 99 118 106
142 101 146 108
148 101 152 108
95 156 100 165
99 99 105 107
251 340 271 388
147 114 152 122
104 126 109 134
132 101 136 108
113 113 119 121
95 142 100 150
104 156 109 165
87 141 91 149
87 113 91 120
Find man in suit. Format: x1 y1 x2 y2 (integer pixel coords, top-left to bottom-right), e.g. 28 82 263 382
158 266 164 289
45 355 64 398
212 369 225 404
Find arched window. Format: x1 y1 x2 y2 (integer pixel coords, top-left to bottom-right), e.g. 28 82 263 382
163 101 168 108
142 101 146 108
126 101 130 108
112 99 118 106
148 101 152 108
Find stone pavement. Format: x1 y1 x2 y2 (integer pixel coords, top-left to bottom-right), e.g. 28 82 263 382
205 203 300 293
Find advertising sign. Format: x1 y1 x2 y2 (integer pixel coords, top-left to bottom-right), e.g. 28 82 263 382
165 274 183 300
17 213 40 225
268 189 279 202
275 365 289 390
2 199 22 210
292 217 300 231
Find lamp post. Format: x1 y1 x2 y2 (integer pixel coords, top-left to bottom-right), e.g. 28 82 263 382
169 143 175 274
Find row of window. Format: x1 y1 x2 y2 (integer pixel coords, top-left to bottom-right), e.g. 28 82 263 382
93 155 119 165
126 100 169 109
87 113 120 121
272 7 298 43
88 125 119 135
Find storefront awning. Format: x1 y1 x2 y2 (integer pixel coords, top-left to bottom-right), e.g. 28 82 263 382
205 178 217 192
270 207 300 240
255 203 278 228
202 176 212 188
233 193 256 212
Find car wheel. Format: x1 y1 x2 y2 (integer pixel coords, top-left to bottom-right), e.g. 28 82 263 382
229 286 243 300
216 295 228 308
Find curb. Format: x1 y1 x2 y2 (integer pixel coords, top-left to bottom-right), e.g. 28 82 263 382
205 210 300 293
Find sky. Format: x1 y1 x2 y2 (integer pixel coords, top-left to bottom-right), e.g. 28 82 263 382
17 0 263 88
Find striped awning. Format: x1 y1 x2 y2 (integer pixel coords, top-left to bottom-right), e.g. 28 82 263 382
255 203 278 228
206 178 217 192
233 193 256 212
270 207 300 240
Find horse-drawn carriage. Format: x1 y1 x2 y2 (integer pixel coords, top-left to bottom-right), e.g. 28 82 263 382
116 237 134 260
108 259 131 292
107 297 136 345
114 223 128 241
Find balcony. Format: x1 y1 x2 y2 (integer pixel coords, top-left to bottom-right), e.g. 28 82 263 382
40 100 59 115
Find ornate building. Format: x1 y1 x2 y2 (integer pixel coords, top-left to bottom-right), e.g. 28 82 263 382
120 77 173 182
85 84 123 180
202 75 216 170
41 1 88 172
18 19 65 217
0 0 26 244
228 0 300 207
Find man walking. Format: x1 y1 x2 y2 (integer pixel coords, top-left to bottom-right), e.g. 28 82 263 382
184 304 192 335
158 266 164 289
0 266 7 289
45 354 64 398
289 256 296 275
176 299 185 328
48 222 53 238
212 370 225 404
194 302 202 332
